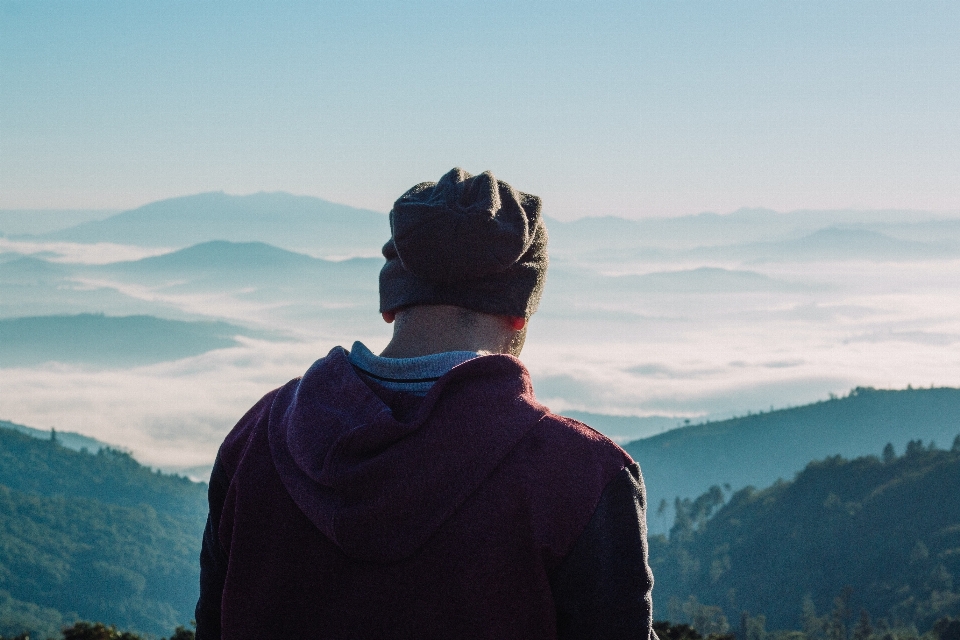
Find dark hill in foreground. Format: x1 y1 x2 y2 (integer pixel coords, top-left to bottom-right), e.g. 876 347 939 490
650 440 960 632
0 426 205 637
627 387 960 532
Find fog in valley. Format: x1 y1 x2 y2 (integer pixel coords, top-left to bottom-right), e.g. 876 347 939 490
2 194 959 479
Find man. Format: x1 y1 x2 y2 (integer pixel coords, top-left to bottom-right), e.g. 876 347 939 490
196 168 656 639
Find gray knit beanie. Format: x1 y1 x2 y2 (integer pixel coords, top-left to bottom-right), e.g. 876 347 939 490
379 168 548 319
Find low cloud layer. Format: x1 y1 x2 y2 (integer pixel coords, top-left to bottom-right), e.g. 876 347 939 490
4 218 960 472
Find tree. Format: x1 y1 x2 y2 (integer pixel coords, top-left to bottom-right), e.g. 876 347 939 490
164 626 196 640
905 440 925 457
882 443 896 464
802 594 825 640
932 617 960 640
61 622 143 640
826 587 853 640
852 609 873 640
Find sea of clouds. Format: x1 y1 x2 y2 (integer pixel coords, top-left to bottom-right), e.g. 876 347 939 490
3 204 960 477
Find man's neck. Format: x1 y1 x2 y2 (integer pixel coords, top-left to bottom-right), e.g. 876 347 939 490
378 305 524 358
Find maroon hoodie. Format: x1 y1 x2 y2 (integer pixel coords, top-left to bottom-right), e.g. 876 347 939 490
197 347 656 639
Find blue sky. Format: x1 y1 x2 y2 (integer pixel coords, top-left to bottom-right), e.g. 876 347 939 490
1 0 958 219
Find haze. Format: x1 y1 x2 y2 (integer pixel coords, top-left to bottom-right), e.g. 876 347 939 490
2 1 959 218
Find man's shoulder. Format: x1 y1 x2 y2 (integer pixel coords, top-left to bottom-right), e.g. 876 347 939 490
520 410 635 471
216 382 292 475
538 411 630 450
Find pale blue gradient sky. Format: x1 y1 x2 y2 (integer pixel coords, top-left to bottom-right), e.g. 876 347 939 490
1 1 958 218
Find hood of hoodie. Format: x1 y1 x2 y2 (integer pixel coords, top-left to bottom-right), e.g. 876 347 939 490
267 346 548 564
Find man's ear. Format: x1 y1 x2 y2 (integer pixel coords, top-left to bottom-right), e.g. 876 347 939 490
507 317 526 331
382 311 396 323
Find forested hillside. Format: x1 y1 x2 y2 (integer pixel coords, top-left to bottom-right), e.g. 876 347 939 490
0 426 205 638
628 387 960 532
651 437 960 634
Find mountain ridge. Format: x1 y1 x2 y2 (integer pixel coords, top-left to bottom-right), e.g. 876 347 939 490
30 192 388 258
627 386 960 533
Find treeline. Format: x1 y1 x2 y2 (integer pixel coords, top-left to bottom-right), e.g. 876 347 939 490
650 436 960 637
1 621 194 640
0 427 204 638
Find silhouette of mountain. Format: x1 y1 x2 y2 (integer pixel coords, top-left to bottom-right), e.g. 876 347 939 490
673 227 955 263
547 208 949 259
0 255 71 284
95 240 381 282
0 419 108 453
544 267 806 308
562 411 678 443
0 209 118 236
0 256 183 320
91 242 384 325
109 239 322 272
0 313 277 367
627 387 960 533
621 267 804 293
33 192 388 257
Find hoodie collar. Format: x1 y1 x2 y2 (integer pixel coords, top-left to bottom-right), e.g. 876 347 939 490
268 346 547 563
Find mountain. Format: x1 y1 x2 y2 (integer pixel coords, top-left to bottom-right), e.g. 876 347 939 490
681 228 956 263
94 240 381 288
0 425 205 637
0 209 118 236
107 239 323 273
617 267 803 293
542 267 805 311
33 192 389 258
546 208 950 259
90 241 384 329
627 387 960 533
0 313 276 368
650 442 960 632
0 256 184 320
563 411 679 443
0 419 108 453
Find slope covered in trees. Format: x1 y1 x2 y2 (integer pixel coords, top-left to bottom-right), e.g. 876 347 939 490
0 426 205 638
650 437 960 634
628 387 960 532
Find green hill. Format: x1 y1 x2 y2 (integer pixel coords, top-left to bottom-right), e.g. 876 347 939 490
650 438 960 633
627 387 960 533
0 426 205 638
0 420 107 454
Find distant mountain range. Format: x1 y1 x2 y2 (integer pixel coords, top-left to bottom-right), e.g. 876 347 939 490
27 192 389 258
626 386 960 533
10 193 957 264
602 266 807 293
0 255 188 320
93 240 382 293
692 227 956 263
0 209 118 236
0 313 278 367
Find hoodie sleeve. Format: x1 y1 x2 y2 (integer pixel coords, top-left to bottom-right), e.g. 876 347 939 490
549 463 658 640
195 455 229 640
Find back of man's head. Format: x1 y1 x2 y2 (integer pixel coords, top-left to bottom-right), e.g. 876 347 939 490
379 167 549 321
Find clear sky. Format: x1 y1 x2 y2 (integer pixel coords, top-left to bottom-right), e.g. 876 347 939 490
1 1 958 219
